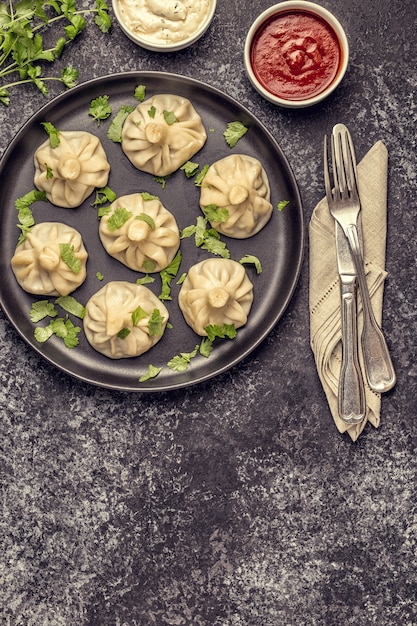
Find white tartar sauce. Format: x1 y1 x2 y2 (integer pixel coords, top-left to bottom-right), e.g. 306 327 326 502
117 0 211 44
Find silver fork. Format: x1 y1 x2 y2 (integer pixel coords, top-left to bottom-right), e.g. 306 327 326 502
325 124 396 393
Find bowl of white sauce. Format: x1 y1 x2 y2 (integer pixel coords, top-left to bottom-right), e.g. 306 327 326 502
112 0 217 52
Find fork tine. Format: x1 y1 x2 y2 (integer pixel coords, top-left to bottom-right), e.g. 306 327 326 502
332 127 347 199
323 135 334 206
344 129 360 201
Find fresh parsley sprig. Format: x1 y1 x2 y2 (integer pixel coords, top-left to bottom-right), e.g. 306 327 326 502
0 0 111 106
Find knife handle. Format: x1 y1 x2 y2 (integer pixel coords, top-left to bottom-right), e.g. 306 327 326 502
339 280 366 424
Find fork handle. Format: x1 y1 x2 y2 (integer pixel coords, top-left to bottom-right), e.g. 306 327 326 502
339 279 366 424
345 224 397 393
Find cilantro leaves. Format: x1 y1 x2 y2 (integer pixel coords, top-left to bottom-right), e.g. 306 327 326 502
30 296 85 349
224 121 248 148
0 0 111 106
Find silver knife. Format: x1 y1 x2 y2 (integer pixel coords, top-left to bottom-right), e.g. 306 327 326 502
335 219 366 424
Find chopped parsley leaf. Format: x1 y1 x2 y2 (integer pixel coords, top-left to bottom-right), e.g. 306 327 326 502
93 186 117 206
139 364 162 382
107 105 134 142
55 295 86 319
224 121 248 148
107 207 132 231
59 243 82 273
131 306 148 326
167 345 199 372
148 309 165 337
141 191 159 201
239 254 263 274
89 95 112 125
136 213 155 229
180 161 199 178
203 204 229 223
194 165 209 186
163 110 177 125
30 300 58 323
135 84 146 101
136 274 155 286
159 250 182 301
277 200 290 211
41 122 60 148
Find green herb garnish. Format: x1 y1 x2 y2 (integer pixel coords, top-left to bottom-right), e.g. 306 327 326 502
55 295 86 319
136 274 155 286
139 364 162 382
117 328 130 339
194 165 209 186
277 200 290 211
202 204 229 223
15 189 46 243
136 213 155 229
41 122 60 147
148 309 165 337
35 316 81 348
30 300 58 323
107 207 132 231
167 345 199 372
154 175 169 189
134 84 146 101
92 186 117 207
140 191 159 201
89 94 112 125
0 1 110 106
159 250 182 301
181 216 230 258
224 121 248 148
107 105 134 142
163 110 177 125
239 254 263 274
59 243 82 273
180 161 199 178
131 306 148 326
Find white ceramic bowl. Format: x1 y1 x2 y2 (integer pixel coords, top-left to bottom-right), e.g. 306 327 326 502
112 0 217 52
244 1 349 108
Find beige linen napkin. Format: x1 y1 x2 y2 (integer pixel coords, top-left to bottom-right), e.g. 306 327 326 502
309 140 389 441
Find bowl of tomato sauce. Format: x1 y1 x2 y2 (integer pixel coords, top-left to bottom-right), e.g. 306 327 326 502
244 1 349 108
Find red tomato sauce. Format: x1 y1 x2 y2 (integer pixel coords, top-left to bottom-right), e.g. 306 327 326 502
250 10 342 101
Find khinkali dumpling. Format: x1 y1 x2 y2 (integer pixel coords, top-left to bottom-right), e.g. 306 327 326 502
199 154 273 238
34 130 110 208
99 193 180 272
121 94 207 176
11 222 88 296
83 281 169 359
178 258 254 336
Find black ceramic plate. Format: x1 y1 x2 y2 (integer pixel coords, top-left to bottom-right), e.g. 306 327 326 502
0 71 304 392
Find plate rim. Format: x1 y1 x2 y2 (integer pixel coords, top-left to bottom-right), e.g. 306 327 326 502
0 70 305 392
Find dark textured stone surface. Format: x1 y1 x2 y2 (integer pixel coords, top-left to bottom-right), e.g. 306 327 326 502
1 0 416 624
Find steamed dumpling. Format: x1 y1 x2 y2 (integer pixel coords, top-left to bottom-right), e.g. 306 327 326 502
83 281 169 359
34 130 110 208
121 94 207 176
199 154 273 238
11 222 88 296
178 258 254 336
99 193 180 272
